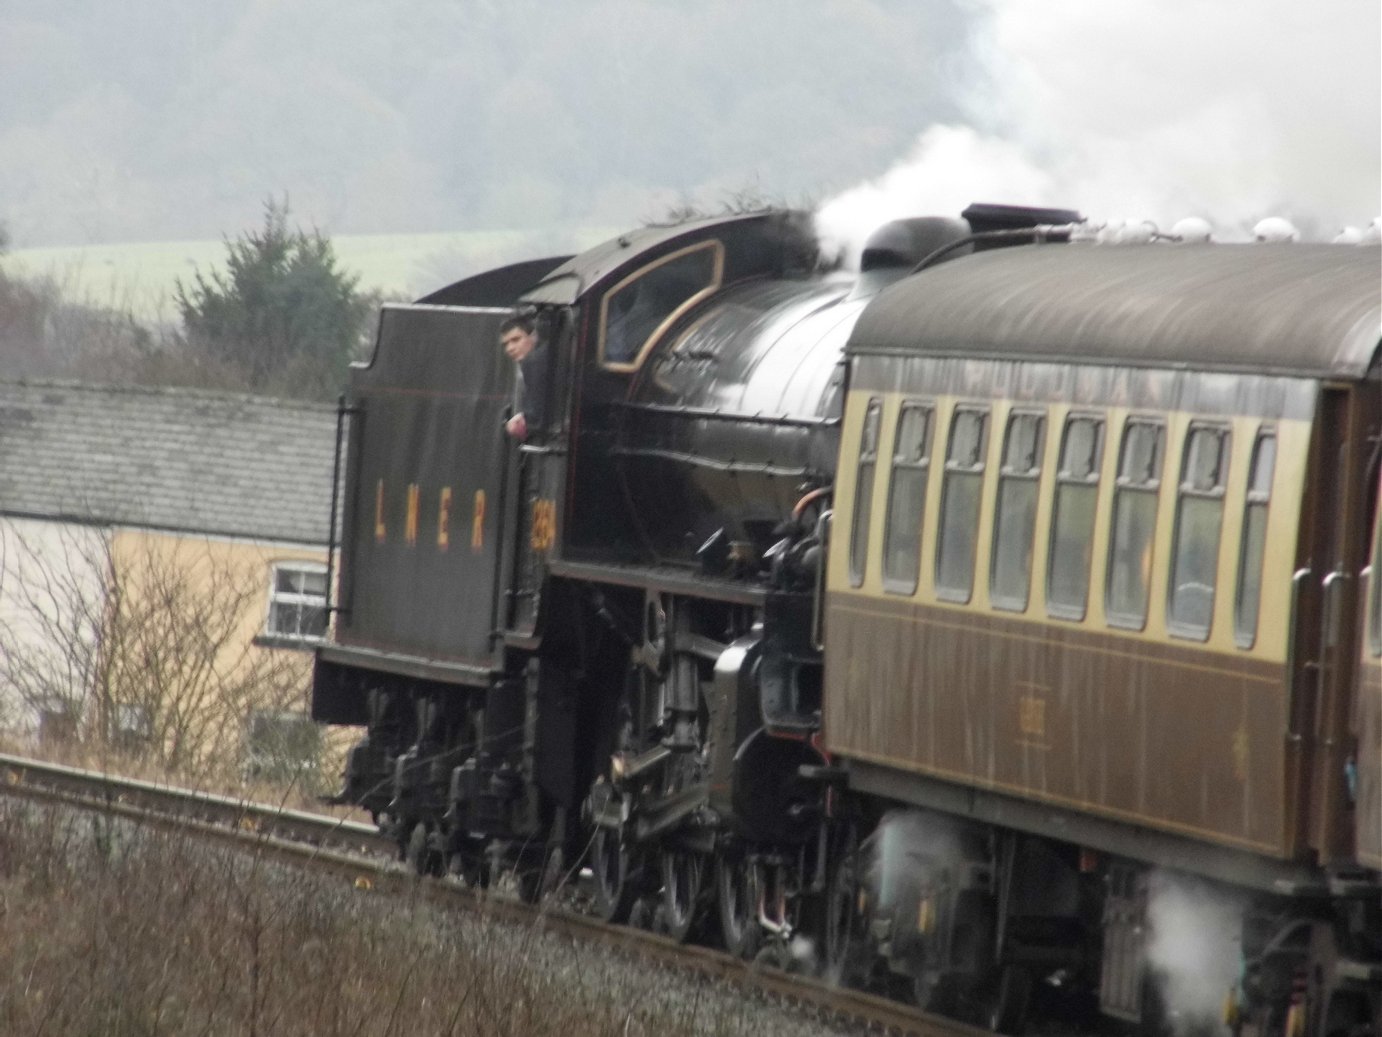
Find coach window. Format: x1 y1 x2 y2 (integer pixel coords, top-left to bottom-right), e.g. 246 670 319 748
600 241 724 370
1234 430 1276 648
991 410 1046 610
1106 418 1165 629
1368 478 1382 656
1169 424 1230 640
936 406 989 602
849 399 883 587
1047 415 1104 619
882 402 934 594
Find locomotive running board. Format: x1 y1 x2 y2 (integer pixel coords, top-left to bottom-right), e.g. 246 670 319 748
548 559 766 606
316 642 494 687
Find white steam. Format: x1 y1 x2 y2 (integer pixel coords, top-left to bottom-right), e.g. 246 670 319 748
868 810 966 912
1145 873 1243 1036
817 0 1381 260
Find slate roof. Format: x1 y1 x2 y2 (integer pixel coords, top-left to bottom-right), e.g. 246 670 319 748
0 381 338 545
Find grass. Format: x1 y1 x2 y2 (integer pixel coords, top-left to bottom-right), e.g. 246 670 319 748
0 798 829 1037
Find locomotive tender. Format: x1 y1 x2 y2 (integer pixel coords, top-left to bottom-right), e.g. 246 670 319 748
311 205 1381 1035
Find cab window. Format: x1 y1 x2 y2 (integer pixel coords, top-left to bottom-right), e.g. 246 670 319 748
600 242 722 368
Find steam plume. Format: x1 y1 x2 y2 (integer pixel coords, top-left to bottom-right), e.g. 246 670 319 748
817 0 1380 258
1145 872 1242 1036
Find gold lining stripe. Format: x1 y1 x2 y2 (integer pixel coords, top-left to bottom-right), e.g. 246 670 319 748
828 599 1282 685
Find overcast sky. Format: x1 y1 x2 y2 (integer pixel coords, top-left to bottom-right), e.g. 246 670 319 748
2 0 1377 252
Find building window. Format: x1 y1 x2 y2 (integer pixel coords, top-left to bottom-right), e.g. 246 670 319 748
849 399 883 587
1168 425 1231 640
1236 430 1276 648
1107 419 1165 629
936 406 989 602
991 410 1046 611
109 702 153 753
266 562 328 642
242 710 321 784
1047 414 1104 619
883 402 934 594
38 698 79 747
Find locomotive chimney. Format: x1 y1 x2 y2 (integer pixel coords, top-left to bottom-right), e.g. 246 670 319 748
851 216 973 298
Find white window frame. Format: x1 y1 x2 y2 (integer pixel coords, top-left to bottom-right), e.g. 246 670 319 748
110 701 153 741
264 561 328 643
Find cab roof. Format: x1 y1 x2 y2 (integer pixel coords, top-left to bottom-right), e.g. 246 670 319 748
519 210 815 306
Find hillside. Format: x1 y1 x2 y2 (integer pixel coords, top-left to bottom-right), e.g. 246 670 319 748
2 225 610 322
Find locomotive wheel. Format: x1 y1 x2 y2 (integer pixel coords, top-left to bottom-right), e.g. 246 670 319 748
592 826 640 923
660 848 705 943
752 939 809 974
516 843 566 905
824 828 868 986
447 846 491 890
912 973 967 1023
715 852 760 959
405 821 443 877
986 964 1032 1034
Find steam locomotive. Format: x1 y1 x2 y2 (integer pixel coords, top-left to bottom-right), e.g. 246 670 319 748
311 204 1381 1035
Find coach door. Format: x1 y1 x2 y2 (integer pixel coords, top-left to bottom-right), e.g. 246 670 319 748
1356 475 1382 870
1292 385 1380 863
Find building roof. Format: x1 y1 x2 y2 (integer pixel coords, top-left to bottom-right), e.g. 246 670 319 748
0 381 337 545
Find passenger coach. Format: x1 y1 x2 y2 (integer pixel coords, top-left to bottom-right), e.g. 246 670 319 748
826 243 1381 1032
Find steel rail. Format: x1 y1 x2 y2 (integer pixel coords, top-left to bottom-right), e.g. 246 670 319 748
0 751 390 856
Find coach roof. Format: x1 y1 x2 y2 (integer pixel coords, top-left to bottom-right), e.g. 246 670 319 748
849 243 1382 379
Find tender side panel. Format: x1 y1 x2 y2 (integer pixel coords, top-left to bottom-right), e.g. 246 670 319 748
824 358 1315 859
335 305 512 670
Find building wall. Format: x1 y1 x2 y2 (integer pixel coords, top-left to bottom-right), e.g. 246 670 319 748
0 517 331 780
103 528 329 774
0 516 111 738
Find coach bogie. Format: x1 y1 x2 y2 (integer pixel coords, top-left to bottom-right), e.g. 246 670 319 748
837 810 1095 1030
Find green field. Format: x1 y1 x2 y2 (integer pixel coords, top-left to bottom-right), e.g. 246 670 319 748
2 226 610 322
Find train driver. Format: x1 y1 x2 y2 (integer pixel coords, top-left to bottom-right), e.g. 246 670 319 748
500 313 547 441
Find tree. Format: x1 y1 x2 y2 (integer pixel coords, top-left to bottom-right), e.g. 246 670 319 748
0 520 318 785
175 199 375 400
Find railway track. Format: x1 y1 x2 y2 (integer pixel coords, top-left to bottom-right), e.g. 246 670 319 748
0 751 993 1037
